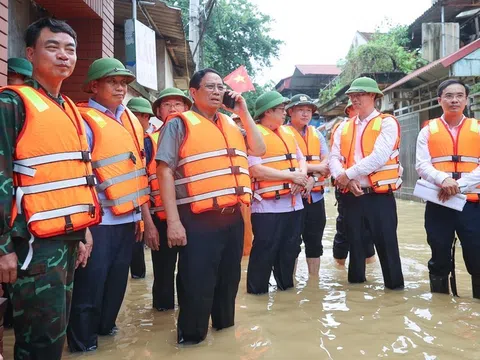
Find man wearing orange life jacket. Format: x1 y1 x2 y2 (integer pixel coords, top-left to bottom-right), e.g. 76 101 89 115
285 94 329 277
67 58 152 352
247 91 308 294
416 79 480 299
126 97 159 280
331 101 376 268
329 77 404 290
156 68 265 344
131 90 192 312
0 18 100 359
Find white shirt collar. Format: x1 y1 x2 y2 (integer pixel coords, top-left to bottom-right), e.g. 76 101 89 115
354 109 380 125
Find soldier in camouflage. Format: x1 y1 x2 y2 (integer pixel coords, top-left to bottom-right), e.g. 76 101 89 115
0 18 93 359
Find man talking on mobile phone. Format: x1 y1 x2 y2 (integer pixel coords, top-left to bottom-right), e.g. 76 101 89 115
155 68 265 344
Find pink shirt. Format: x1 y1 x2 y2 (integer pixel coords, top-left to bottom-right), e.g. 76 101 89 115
248 146 305 214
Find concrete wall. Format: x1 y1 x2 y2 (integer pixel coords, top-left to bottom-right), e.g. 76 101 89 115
421 23 460 62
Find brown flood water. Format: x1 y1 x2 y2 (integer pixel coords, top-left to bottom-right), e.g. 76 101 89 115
3 194 480 359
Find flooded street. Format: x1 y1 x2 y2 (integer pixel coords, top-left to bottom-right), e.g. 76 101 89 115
4 194 479 359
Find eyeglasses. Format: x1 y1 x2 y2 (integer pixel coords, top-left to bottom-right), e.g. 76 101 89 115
161 102 185 110
203 83 227 92
442 94 466 101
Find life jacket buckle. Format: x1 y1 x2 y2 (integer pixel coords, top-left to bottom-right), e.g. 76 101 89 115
289 167 296 172
451 155 460 163
234 186 246 195
226 148 236 156
285 153 293 160
282 183 290 190
275 191 281 200
452 172 461 180
305 155 312 161
134 206 141 214
81 151 91 162
140 150 145 159
129 152 137 164
230 166 241 175
88 205 96 218
86 175 96 186
64 218 74 234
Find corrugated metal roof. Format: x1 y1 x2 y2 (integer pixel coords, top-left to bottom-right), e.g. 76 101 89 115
384 39 480 92
408 0 479 48
114 0 195 79
295 65 341 76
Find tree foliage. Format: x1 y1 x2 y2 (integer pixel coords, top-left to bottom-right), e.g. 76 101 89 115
164 0 282 78
318 25 427 104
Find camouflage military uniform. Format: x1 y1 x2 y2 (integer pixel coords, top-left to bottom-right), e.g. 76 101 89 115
0 80 84 360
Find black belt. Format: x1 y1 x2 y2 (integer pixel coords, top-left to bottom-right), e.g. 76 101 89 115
362 187 376 194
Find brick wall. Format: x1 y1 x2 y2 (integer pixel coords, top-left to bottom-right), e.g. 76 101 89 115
61 0 114 102
0 0 7 86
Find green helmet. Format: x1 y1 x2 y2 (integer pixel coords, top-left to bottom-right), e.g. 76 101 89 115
8 58 32 77
345 77 383 98
126 97 154 115
344 99 353 116
83 58 135 93
253 91 290 120
152 87 192 115
285 94 317 112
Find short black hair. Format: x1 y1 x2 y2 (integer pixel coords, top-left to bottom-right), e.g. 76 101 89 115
437 79 470 98
25 18 77 48
189 68 222 89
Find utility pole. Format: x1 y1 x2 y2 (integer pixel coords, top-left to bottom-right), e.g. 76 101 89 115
189 0 200 70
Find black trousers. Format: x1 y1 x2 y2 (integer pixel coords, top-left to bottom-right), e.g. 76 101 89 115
176 205 244 344
151 217 178 310
425 201 480 277
343 192 404 289
247 210 304 294
301 198 326 257
67 223 135 352
333 188 375 260
130 240 146 278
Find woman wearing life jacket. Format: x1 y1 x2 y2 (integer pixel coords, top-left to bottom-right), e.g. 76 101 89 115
247 91 308 294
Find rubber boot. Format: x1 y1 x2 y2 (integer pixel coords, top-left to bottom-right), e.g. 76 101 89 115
429 274 449 294
472 276 480 299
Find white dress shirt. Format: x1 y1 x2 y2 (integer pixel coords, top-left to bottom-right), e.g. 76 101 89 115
415 115 480 192
329 109 399 187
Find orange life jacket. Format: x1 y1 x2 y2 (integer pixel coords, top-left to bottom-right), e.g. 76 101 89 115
173 110 252 213
330 121 343 148
253 124 299 200
340 113 402 193
427 117 480 202
145 131 166 220
7 86 101 243
78 105 150 215
290 125 325 192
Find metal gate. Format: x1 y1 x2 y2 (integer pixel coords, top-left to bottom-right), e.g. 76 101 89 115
397 112 420 200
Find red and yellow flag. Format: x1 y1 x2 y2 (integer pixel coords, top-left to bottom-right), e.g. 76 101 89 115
224 65 255 93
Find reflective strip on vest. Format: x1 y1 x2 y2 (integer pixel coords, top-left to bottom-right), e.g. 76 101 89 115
254 183 291 195
261 154 297 165
176 187 252 206
469 188 480 194
375 177 403 187
174 167 250 186
150 206 165 214
390 149 400 159
13 151 91 167
99 187 150 208
431 155 479 164
312 177 325 187
148 174 157 182
15 176 96 215
21 204 95 271
375 164 400 172
150 189 160 202
92 152 135 169
178 148 247 167
13 164 36 177
306 155 321 161
96 168 147 192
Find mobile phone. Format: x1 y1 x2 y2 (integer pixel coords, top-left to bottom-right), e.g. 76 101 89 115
222 92 236 109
